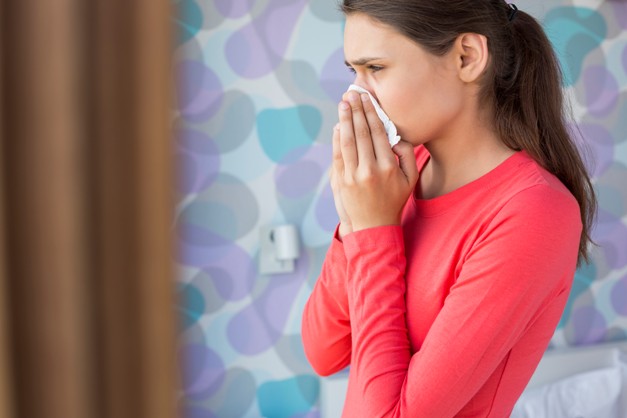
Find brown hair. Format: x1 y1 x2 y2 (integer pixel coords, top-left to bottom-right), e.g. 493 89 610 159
341 0 597 265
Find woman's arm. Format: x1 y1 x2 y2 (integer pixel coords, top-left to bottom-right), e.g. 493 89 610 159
301 227 352 376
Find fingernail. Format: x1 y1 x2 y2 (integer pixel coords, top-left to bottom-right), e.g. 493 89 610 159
361 94 369 102
340 102 350 111
348 92 359 103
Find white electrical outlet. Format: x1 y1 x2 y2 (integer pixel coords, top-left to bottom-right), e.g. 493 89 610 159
259 225 298 275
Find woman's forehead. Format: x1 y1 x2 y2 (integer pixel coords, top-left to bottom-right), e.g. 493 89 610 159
344 14 419 62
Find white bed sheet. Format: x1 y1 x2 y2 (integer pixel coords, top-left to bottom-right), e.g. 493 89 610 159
512 341 627 418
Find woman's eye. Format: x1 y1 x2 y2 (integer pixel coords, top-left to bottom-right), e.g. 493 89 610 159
346 65 382 74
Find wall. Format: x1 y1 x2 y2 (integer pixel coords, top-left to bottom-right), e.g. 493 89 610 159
172 1 627 416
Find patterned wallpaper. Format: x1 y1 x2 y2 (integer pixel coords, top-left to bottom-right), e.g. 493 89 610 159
172 1 627 416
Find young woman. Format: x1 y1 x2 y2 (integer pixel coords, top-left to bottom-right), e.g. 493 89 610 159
301 1 597 417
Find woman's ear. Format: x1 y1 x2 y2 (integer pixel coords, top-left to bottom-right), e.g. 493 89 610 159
454 33 489 83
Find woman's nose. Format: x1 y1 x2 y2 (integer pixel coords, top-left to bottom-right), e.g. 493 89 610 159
352 77 368 91
345 82 377 102
344 80 371 99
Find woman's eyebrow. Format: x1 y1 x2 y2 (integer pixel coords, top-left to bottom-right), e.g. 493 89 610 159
344 57 385 67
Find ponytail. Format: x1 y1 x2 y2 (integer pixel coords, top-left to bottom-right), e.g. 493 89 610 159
341 0 597 265
493 11 597 265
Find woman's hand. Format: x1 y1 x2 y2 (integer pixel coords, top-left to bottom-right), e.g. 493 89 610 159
332 91 418 233
329 156 353 239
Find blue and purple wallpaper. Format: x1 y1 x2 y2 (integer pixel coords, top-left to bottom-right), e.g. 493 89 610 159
172 1 627 416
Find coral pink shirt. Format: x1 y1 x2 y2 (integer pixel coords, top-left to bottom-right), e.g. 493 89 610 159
302 146 582 417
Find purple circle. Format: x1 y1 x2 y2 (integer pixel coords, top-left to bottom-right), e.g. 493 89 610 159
592 208 627 270
176 226 255 301
178 223 230 249
225 27 257 77
610 276 627 315
583 66 620 117
175 128 221 193
215 0 254 18
176 60 224 121
571 306 607 345
594 163 627 220
205 252 256 301
177 225 233 268
179 322 207 347
227 304 278 355
612 2 627 29
177 126 220 155
315 182 339 232
225 0 308 78
180 344 225 398
177 174 259 247
261 276 308 334
177 152 199 194
320 48 354 101
228 253 310 355
275 160 323 198
578 123 614 178
183 406 217 418
263 0 308 56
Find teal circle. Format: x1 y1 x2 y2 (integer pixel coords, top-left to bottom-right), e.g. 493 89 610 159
175 0 204 45
544 7 606 86
257 106 322 163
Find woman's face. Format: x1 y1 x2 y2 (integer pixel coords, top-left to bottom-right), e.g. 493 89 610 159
343 13 466 145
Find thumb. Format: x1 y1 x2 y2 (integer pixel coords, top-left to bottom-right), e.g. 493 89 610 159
392 141 419 186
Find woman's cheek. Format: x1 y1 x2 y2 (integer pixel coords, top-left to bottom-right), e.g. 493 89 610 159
385 101 411 132
393 104 430 144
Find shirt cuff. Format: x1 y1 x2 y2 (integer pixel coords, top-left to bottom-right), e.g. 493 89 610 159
343 225 404 260
328 223 347 265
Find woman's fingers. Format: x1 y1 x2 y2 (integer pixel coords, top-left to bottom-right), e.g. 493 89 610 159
340 92 376 169
332 123 343 173
347 92 376 165
393 140 419 186
359 93 395 165
338 101 358 173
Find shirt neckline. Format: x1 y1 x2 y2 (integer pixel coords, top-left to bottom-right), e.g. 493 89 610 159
411 149 529 217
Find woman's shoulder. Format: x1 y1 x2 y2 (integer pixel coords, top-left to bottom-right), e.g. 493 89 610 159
494 151 582 230
506 151 577 203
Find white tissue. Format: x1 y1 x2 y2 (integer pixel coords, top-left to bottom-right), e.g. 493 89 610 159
347 84 401 147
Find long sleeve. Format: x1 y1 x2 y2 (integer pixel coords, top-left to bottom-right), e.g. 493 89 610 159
342 184 582 417
302 226 352 376
344 225 410 414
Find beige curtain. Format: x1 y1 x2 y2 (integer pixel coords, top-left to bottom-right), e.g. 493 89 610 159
0 1 180 418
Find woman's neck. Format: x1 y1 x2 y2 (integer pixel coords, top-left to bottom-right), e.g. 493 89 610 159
419 124 515 200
